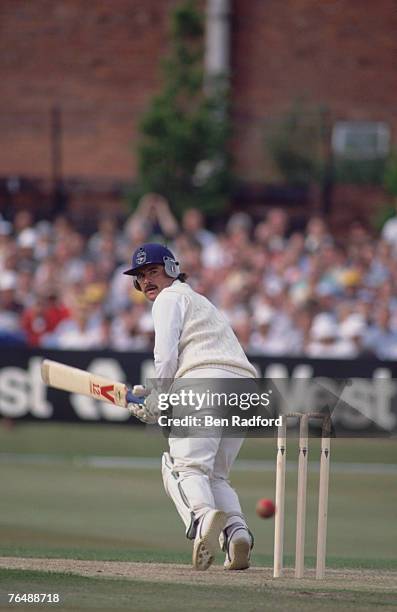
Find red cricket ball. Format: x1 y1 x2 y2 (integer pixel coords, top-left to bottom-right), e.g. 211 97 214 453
256 498 275 519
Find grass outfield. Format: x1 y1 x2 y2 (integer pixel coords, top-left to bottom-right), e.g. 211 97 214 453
0 422 396 610
1 421 397 463
1 568 396 612
1 567 396 612
0 462 396 563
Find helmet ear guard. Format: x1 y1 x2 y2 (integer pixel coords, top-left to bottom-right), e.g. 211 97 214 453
163 256 180 278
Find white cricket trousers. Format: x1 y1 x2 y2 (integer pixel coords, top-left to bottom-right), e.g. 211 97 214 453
167 368 250 531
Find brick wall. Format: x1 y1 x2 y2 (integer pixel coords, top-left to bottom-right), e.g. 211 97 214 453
0 0 396 201
0 0 179 179
231 0 397 181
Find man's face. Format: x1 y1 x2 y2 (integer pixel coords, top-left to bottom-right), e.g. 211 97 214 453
135 264 174 301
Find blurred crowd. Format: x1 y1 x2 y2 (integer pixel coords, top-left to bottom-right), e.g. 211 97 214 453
1 193 397 360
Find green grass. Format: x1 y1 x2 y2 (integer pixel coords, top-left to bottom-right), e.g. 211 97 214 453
0 422 168 459
0 547 396 571
0 423 396 565
0 462 396 563
0 423 396 610
1 569 396 612
1 421 396 463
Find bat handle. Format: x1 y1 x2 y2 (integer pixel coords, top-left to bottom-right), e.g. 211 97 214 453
126 390 145 405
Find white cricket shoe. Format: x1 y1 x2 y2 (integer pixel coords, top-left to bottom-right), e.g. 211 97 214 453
192 509 227 571
220 524 254 570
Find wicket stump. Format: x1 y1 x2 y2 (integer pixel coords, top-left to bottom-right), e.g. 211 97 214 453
273 412 331 580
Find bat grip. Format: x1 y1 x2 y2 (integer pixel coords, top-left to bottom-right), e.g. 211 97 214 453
126 390 145 405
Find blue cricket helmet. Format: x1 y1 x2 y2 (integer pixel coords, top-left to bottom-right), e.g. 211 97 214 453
124 243 180 290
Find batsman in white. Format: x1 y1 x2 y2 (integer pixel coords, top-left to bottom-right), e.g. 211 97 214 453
124 243 257 571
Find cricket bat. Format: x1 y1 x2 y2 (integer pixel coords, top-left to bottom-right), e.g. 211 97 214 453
41 359 144 407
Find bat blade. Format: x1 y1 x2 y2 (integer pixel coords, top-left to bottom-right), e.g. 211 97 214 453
41 359 143 407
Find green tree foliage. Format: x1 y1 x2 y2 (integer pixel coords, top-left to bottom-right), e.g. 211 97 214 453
265 99 325 186
383 151 397 197
372 150 397 232
134 0 232 216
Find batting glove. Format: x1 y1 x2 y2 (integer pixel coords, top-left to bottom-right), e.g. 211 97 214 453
127 389 161 424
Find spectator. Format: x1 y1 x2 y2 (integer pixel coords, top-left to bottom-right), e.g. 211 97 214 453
0 271 25 345
88 214 126 262
110 303 154 351
181 208 216 248
226 213 252 254
43 300 105 349
364 306 397 359
304 215 332 253
1 203 397 359
0 214 12 238
265 207 288 252
231 312 252 353
339 314 368 358
14 209 34 237
15 265 35 308
124 193 178 242
381 203 397 253
249 306 276 354
34 221 53 261
306 313 354 358
21 290 70 347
